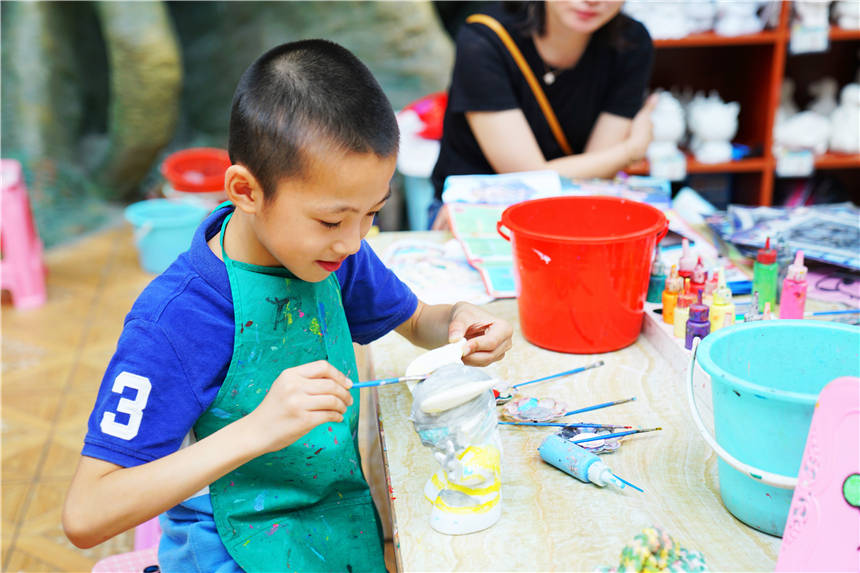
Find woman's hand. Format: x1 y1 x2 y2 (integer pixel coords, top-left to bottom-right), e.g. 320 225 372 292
625 93 659 163
448 302 513 367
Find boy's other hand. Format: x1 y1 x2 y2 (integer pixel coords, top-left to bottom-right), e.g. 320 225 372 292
448 302 513 367
247 360 354 454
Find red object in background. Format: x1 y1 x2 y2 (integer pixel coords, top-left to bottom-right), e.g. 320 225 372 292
404 92 447 140
160 148 231 193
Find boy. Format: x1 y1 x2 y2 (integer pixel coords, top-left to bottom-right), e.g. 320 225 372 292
63 40 513 572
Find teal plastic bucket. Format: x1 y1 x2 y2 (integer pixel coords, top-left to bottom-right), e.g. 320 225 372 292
688 320 860 537
124 199 207 274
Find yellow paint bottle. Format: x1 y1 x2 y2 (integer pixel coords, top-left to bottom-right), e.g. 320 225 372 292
662 265 683 325
709 270 736 332
673 279 697 338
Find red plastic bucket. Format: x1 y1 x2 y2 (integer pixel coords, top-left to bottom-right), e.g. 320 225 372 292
498 196 668 353
160 148 231 193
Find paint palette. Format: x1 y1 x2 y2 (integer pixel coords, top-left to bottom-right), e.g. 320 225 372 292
501 397 567 423
558 426 621 454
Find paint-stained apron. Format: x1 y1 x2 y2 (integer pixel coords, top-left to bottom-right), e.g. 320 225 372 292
194 210 385 572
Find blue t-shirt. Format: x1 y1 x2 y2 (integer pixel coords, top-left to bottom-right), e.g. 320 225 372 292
82 205 417 571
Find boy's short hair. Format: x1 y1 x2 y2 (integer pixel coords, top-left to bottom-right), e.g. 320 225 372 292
228 39 399 198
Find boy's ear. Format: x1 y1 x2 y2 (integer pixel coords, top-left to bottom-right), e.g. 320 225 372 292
224 164 265 214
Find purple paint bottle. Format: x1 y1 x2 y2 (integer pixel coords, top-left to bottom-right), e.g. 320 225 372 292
685 290 710 350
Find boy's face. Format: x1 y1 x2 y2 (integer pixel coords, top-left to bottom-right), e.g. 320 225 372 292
252 149 396 282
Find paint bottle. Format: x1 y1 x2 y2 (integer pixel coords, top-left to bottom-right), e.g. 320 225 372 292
702 269 720 306
673 279 697 338
744 291 762 322
646 249 667 304
709 270 735 332
779 250 808 319
538 434 626 490
774 234 793 300
690 256 708 296
753 237 778 312
678 238 696 280
685 290 710 350
662 265 683 324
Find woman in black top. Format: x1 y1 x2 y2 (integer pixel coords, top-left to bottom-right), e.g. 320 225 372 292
430 1 656 228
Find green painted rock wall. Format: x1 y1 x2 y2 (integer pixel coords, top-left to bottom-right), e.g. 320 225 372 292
1 1 453 246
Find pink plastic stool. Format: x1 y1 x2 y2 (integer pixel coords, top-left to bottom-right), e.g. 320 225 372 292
91 546 159 573
134 516 162 552
91 517 161 572
1 159 46 309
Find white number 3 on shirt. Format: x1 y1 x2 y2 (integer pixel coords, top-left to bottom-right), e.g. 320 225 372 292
100 372 152 440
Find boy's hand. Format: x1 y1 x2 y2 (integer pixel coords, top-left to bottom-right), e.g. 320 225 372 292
448 302 513 367
246 360 354 454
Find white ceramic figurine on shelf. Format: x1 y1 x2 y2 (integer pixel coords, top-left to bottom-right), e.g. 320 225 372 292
647 92 687 179
686 0 717 34
715 0 764 36
627 1 690 39
807 77 840 117
688 93 740 164
776 78 800 127
774 111 832 155
830 83 860 153
834 0 860 29
795 0 833 28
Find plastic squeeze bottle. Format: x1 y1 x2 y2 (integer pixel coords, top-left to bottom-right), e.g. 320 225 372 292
678 238 696 280
690 256 708 295
744 291 762 322
685 291 710 350
709 270 736 332
703 269 720 306
779 251 808 319
538 434 626 489
753 237 778 312
662 265 683 324
673 279 697 338
646 250 667 304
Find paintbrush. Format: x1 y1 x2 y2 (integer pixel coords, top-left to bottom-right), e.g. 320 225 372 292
498 422 633 429
570 427 662 444
512 360 605 390
353 374 426 389
561 397 636 418
612 473 645 493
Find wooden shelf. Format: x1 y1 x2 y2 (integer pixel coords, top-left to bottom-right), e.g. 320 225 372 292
829 26 860 41
625 155 769 176
814 152 860 169
652 29 784 48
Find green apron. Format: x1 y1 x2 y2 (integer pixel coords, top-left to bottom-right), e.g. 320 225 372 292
194 210 385 572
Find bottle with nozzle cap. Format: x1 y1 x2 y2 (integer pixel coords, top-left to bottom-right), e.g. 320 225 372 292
673 279 697 338
709 269 735 332
662 265 683 324
779 251 808 319
646 249 667 303
678 238 696 279
753 237 778 312
538 434 627 490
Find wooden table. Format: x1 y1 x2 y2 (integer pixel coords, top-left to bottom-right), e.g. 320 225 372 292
361 231 783 571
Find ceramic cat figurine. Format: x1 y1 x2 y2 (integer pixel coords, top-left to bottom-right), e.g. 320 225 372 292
688 94 739 164
830 83 860 153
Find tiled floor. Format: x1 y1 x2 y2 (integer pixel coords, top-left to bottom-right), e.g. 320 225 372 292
2 225 150 571
2 225 397 572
